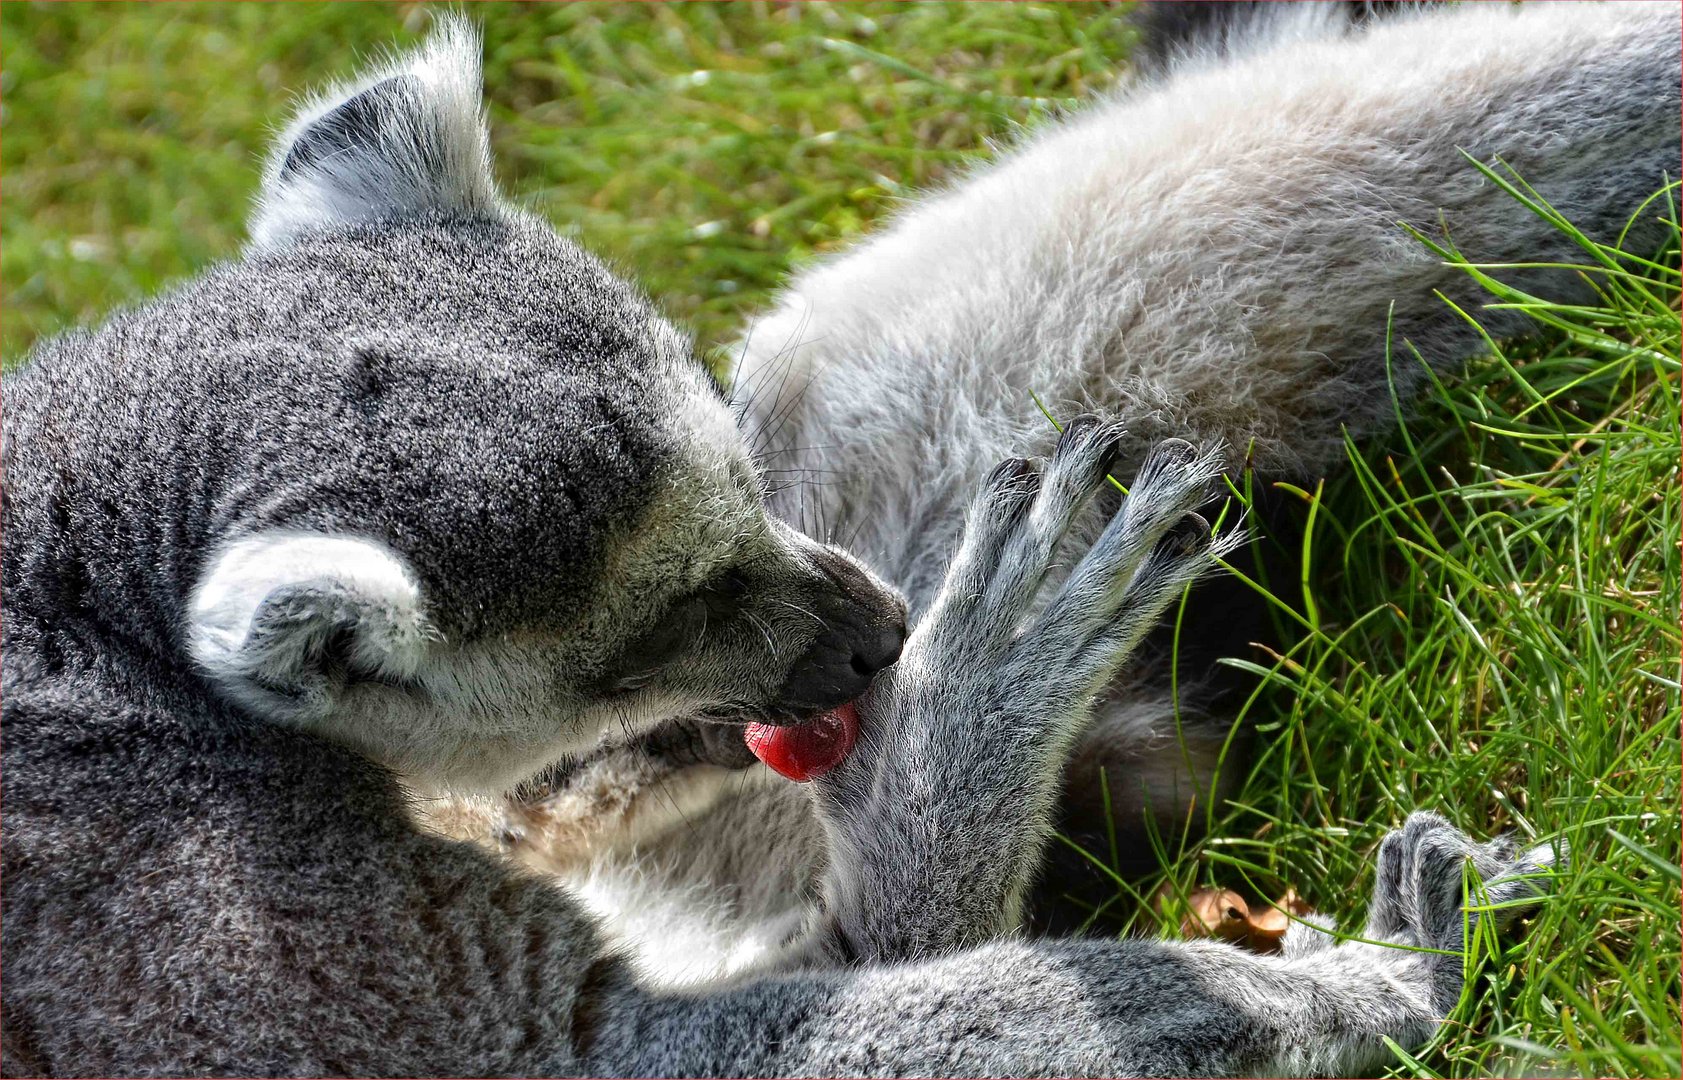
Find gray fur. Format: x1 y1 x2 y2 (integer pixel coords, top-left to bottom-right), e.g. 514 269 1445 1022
584 813 1559 1077
736 1 1680 599
721 0 1681 909
250 19 503 250
2 202 901 792
1129 1 1421 77
2 3 1667 1076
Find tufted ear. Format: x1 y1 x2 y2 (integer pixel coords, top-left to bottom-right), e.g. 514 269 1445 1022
248 16 503 250
189 532 436 722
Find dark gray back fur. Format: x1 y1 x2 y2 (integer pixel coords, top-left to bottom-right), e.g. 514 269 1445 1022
4 214 689 666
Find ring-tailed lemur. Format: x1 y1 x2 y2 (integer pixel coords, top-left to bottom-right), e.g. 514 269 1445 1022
1 3 1672 1076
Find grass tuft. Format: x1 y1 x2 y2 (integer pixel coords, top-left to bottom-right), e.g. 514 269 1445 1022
1122 176 1680 1079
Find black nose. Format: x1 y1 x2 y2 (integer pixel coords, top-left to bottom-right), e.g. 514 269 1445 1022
777 616 906 713
773 552 909 714
850 622 905 678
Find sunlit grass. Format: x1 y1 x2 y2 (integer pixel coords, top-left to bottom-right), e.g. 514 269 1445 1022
1120 177 1680 1079
2 0 1134 361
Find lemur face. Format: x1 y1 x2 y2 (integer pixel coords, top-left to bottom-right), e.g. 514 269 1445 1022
584 386 909 730
185 20 904 792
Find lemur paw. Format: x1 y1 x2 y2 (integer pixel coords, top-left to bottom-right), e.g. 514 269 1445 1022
912 422 1229 699
810 426 1235 953
1362 812 1564 1013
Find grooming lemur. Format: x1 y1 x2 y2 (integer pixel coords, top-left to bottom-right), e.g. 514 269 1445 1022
1 3 1673 1077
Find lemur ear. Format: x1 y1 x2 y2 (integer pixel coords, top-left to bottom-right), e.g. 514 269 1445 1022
188 532 435 722
248 16 502 249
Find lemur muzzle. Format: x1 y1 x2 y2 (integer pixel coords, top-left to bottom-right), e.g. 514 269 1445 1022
746 549 907 781
775 549 907 713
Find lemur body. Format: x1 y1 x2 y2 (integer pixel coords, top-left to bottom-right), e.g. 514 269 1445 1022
1 3 1674 1076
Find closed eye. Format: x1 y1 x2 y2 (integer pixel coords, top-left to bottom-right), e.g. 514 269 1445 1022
699 568 750 617
609 595 708 692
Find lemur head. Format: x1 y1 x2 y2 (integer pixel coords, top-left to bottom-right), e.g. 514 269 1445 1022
178 19 905 792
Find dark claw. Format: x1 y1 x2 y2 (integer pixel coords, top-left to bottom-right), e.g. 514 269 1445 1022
1156 511 1212 557
1098 431 1127 478
1147 436 1198 470
1053 413 1101 456
984 456 1037 490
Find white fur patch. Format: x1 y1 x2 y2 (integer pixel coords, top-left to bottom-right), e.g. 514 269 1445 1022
248 15 503 249
189 530 434 719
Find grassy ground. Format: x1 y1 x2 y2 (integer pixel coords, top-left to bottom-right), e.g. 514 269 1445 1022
1153 179 1682 1079
3 0 1129 360
4 3 1677 1076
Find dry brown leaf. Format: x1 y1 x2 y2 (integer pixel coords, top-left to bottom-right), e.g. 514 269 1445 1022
1166 885 1313 956
1279 887 1314 917
1246 903 1290 945
1179 888 1251 943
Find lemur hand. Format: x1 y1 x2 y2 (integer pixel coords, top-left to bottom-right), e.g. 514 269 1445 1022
812 422 1232 960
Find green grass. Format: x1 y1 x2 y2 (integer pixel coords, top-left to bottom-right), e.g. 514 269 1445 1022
4 4 1677 1077
2 0 1135 360
1117 173 1682 1079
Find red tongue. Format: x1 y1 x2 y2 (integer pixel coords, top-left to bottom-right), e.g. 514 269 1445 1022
743 702 860 782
